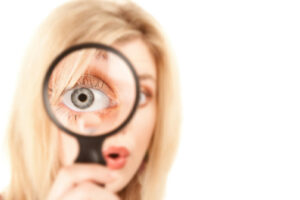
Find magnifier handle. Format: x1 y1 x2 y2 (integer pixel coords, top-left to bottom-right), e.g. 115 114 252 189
75 137 106 165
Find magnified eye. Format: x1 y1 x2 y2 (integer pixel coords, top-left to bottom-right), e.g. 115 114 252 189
62 87 110 112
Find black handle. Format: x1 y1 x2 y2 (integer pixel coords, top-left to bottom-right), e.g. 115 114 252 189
74 136 106 165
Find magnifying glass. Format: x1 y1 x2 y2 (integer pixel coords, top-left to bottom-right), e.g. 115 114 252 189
42 43 140 165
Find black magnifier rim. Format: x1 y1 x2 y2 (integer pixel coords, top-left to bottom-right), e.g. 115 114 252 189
42 43 140 140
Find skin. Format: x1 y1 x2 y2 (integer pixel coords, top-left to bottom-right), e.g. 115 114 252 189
47 38 157 200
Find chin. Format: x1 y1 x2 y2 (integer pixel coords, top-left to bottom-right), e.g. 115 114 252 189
105 167 139 193
105 177 127 192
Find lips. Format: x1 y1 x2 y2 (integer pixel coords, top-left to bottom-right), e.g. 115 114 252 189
103 146 130 170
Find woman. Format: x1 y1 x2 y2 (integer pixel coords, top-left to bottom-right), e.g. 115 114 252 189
2 0 181 199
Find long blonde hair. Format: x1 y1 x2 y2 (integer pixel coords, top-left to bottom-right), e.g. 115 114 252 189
3 0 181 199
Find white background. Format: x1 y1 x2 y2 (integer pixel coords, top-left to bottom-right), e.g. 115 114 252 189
0 0 300 199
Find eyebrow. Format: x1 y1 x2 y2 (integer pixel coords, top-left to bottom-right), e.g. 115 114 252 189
139 74 156 82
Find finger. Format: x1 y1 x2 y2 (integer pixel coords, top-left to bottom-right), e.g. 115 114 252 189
48 164 117 200
61 181 120 200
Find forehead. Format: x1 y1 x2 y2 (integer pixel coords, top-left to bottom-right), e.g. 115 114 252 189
112 38 157 79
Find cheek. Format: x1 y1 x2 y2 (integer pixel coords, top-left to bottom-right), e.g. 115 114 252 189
58 131 79 166
126 102 157 172
133 107 156 151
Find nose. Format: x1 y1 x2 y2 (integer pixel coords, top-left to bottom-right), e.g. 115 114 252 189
77 112 101 135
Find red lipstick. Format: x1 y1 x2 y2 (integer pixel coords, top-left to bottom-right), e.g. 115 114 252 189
103 146 130 170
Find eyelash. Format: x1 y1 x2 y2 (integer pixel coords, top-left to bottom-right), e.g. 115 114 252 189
75 75 107 91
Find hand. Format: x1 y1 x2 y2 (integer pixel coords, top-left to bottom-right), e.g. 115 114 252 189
47 163 119 200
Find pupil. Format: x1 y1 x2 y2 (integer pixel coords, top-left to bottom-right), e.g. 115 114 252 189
71 88 94 109
78 93 87 102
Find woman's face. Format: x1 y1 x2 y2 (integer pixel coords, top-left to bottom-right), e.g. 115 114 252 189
58 38 157 192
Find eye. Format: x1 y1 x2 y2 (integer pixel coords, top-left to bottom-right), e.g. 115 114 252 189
139 91 147 106
62 87 111 112
139 89 152 107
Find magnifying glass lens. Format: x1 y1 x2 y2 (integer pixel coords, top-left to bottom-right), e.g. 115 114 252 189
47 47 137 136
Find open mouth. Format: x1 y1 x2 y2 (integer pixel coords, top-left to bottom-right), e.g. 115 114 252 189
104 146 130 170
108 153 120 159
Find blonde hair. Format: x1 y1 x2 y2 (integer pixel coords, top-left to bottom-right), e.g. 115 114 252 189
3 0 181 199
